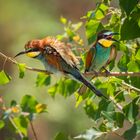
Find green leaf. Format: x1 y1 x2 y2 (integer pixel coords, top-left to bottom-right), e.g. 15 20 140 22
48 83 58 97
13 116 29 136
0 120 5 129
17 63 26 78
60 16 67 24
54 132 69 140
95 3 108 20
58 79 79 97
0 70 11 85
123 120 140 140
118 54 130 71
36 73 51 87
127 61 140 72
135 49 140 61
101 111 125 128
86 20 104 44
22 137 29 140
127 60 140 88
10 100 17 107
121 18 140 40
101 111 114 122
84 3 108 20
119 0 139 16
115 112 125 128
20 95 38 114
84 101 99 120
123 97 139 123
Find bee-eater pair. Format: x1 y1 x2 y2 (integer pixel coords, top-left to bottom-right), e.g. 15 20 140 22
15 30 118 98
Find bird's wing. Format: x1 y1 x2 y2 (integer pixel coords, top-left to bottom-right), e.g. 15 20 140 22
104 45 117 67
44 48 64 71
42 37 79 68
85 47 96 72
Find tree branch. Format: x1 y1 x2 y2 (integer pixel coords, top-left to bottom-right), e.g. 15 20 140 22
0 51 140 112
83 71 140 77
30 121 38 140
0 52 51 75
1 51 140 77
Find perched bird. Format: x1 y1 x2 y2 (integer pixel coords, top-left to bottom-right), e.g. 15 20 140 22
15 37 107 98
78 30 118 94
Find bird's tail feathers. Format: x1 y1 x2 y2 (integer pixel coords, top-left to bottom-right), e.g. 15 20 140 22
78 76 95 95
73 72 107 98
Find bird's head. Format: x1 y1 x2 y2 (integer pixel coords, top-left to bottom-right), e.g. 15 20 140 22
97 30 119 48
15 40 43 58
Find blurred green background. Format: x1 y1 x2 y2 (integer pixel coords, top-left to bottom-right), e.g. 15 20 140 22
0 0 99 139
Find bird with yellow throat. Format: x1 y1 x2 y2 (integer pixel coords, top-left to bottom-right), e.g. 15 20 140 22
78 30 119 94
15 36 107 98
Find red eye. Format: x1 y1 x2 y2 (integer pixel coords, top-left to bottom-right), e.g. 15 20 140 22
107 35 112 40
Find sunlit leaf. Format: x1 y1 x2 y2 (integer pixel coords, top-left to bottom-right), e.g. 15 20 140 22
36 73 51 87
17 63 26 78
13 116 29 136
58 79 79 97
48 83 58 97
0 120 5 129
86 20 104 44
127 61 140 72
20 95 38 114
95 3 108 20
135 49 140 61
54 132 69 140
0 70 11 85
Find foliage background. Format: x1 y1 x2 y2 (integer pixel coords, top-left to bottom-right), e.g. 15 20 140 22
0 0 97 140
0 0 140 140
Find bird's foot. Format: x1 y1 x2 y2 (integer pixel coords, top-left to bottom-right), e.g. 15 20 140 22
102 67 110 77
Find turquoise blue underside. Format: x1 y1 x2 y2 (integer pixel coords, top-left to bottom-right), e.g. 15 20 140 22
90 43 111 71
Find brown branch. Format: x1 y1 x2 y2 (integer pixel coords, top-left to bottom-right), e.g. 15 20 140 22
0 51 140 112
30 121 38 140
83 71 140 77
1 51 140 77
0 52 51 75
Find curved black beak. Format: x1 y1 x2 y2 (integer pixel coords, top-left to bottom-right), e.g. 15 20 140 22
14 50 28 58
110 32 119 42
14 48 39 58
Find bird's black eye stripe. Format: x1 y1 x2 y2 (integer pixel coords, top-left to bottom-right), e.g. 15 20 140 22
26 47 39 53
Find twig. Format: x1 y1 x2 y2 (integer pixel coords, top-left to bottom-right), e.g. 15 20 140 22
109 96 123 111
9 116 24 139
30 121 38 140
1 51 140 111
83 71 140 77
0 52 51 74
121 81 140 93
1 51 140 77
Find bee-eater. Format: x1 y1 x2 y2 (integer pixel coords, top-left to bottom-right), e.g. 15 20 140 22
78 30 118 94
15 37 107 98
